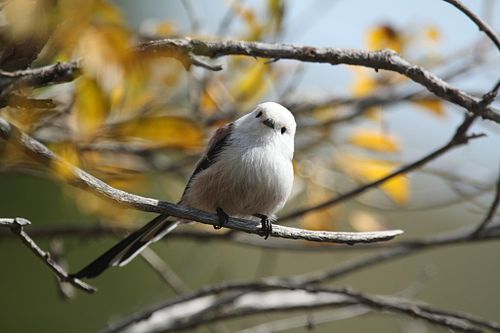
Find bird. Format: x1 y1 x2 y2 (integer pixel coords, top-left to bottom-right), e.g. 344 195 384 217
73 102 296 279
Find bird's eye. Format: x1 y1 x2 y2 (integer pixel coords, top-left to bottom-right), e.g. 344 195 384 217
281 127 287 134
256 111 263 118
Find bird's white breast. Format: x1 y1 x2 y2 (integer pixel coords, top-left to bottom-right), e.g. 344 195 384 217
182 139 293 218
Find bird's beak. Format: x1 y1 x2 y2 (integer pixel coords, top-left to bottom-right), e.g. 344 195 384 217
263 118 275 129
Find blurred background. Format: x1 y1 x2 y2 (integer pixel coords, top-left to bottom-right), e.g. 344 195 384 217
0 0 499 332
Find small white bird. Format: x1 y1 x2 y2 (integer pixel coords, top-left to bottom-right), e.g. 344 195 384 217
74 102 296 279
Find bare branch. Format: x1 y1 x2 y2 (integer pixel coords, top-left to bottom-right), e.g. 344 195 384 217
1 219 499 254
0 60 80 99
100 219 500 332
442 0 500 52
0 117 403 244
103 285 497 333
140 247 190 294
2 39 498 124
0 217 96 293
235 307 369 333
49 239 76 300
137 38 500 123
471 161 500 237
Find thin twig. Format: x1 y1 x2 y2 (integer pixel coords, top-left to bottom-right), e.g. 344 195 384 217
0 60 80 99
0 217 96 293
471 160 500 237
181 0 201 34
235 307 369 333
140 247 190 294
281 115 483 221
442 0 500 52
49 239 76 300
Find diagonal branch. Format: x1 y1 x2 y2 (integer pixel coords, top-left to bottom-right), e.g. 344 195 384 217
471 160 500 237
442 0 500 52
281 115 483 221
0 217 96 293
0 116 402 245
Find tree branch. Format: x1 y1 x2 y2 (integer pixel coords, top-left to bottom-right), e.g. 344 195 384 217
100 219 500 332
471 161 500 237
442 0 500 52
0 60 80 99
0 116 403 245
2 39 498 124
103 285 497 333
137 38 500 123
0 217 96 293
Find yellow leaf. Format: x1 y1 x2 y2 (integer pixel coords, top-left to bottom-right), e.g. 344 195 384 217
231 62 271 104
74 77 109 138
351 68 377 97
365 106 382 121
199 77 224 115
2 100 58 133
153 21 177 37
349 211 387 232
112 116 204 150
3 0 50 40
367 24 404 53
267 0 285 33
77 23 132 90
338 154 410 205
348 129 400 152
425 25 440 42
200 89 219 115
94 0 125 25
230 2 263 40
413 98 445 117
50 142 80 181
300 185 339 231
90 165 146 191
310 105 337 121
74 189 138 225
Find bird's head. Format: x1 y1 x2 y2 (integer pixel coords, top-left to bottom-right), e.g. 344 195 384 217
233 102 296 158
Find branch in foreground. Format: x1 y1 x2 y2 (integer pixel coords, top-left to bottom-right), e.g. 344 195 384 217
104 286 494 333
0 116 403 245
0 217 96 293
100 219 500 332
234 306 369 333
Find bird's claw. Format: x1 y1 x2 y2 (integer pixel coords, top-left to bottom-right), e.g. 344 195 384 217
215 207 229 230
257 214 272 239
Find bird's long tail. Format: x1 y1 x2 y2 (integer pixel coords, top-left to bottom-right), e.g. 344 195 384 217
72 214 179 279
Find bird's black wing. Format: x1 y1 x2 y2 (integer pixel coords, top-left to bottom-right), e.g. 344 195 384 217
180 122 233 198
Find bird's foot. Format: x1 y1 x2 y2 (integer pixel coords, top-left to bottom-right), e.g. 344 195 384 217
215 207 229 230
255 214 272 239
